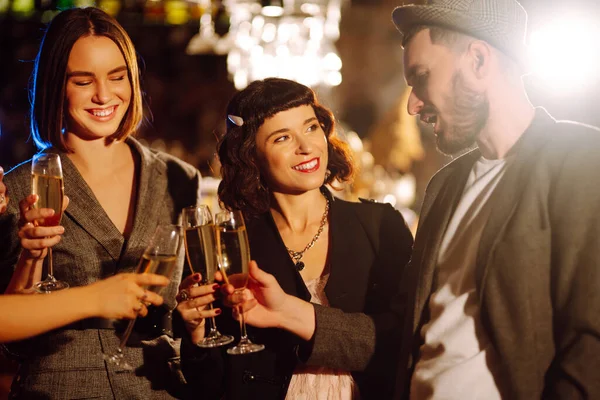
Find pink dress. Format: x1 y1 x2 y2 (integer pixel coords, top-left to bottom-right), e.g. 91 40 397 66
285 272 361 400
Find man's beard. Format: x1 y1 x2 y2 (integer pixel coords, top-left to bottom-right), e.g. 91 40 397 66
436 71 489 155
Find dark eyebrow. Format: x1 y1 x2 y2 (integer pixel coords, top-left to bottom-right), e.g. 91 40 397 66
67 65 128 78
265 117 318 142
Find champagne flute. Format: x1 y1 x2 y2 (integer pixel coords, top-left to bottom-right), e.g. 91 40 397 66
103 224 182 370
181 206 234 348
32 153 69 293
214 210 264 355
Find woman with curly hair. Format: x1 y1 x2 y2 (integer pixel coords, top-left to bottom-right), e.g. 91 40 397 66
178 78 413 399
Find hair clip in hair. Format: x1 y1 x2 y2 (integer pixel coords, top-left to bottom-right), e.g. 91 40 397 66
227 115 244 127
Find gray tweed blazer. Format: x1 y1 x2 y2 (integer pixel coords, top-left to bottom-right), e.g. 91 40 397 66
0 137 201 399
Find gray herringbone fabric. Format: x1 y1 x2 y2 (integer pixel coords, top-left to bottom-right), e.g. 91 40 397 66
0 137 202 399
392 0 528 67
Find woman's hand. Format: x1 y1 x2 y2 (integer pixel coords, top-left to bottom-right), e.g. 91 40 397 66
222 261 316 340
18 194 69 260
223 261 290 329
85 273 169 319
176 273 222 344
6 194 70 293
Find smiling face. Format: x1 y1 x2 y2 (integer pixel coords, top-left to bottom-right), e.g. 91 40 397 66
64 35 132 142
404 29 488 155
255 104 328 194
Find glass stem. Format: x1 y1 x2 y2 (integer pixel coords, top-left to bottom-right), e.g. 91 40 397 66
47 247 54 279
239 305 249 342
207 303 217 336
118 318 137 352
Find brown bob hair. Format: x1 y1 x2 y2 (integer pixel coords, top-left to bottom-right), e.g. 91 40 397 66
30 7 143 151
217 78 355 216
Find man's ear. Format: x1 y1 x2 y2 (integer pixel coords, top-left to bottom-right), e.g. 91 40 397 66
467 40 492 79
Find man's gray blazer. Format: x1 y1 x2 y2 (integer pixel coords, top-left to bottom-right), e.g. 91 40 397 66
395 108 600 399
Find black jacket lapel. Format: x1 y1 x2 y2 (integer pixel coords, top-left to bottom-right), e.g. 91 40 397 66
325 196 374 312
247 212 310 301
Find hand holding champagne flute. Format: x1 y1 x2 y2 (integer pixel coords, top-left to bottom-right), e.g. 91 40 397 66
103 224 183 370
215 210 264 355
31 153 69 293
180 206 234 347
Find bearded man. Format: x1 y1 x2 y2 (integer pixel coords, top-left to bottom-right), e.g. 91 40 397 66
392 0 600 399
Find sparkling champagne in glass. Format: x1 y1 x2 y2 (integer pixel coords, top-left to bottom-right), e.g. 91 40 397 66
31 153 69 293
214 210 264 355
181 206 234 348
103 224 182 370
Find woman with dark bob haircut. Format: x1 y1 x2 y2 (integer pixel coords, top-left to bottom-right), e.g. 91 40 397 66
179 78 413 399
217 77 355 216
0 7 200 398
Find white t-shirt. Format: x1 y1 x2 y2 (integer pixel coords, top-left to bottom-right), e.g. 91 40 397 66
411 156 508 400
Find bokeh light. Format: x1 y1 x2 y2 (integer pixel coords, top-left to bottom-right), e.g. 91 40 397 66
528 16 600 94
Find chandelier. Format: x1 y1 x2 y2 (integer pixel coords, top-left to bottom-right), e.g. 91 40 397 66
187 0 344 89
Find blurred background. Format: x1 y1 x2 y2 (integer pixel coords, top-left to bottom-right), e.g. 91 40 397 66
1 0 600 219
1 0 600 397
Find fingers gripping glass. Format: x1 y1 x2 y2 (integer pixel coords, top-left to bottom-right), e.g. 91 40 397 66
214 210 264 355
31 153 69 293
103 224 183 370
181 205 234 348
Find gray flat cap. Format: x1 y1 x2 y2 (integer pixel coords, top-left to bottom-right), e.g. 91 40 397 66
392 0 528 68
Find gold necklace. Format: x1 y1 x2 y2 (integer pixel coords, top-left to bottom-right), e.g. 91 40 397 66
285 197 330 271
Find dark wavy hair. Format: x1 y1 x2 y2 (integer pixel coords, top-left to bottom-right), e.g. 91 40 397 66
30 7 143 151
218 78 355 215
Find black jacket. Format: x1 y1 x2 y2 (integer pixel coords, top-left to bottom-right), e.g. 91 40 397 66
182 192 413 399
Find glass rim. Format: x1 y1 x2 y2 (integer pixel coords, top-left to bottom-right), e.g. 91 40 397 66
31 153 63 176
182 204 210 211
181 205 213 228
32 152 61 161
214 209 243 216
214 210 245 227
150 224 183 237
